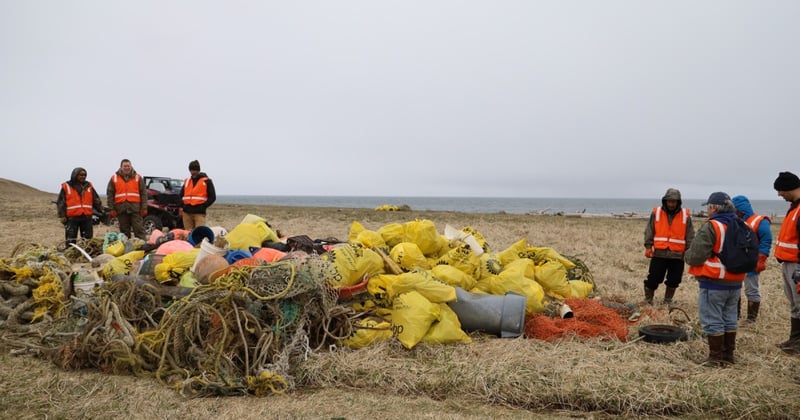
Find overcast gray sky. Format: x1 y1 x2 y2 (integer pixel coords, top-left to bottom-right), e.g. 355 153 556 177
1 1 798 199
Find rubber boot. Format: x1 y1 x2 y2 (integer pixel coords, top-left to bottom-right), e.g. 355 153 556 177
778 318 800 355
695 334 725 367
723 331 736 364
663 287 677 305
746 301 760 323
644 285 654 305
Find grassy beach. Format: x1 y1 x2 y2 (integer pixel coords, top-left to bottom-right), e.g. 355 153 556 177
1 178 799 419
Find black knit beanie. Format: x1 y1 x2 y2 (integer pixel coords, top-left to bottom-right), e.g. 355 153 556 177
774 171 800 191
189 160 201 171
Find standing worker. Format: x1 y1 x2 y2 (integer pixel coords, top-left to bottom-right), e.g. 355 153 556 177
56 167 103 244
684 192 744 366
773 171 800 355
180 160 216 231
643 188 695 305
731 195 772 324
107 158 147 240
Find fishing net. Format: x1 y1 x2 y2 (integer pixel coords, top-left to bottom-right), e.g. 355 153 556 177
525 298 630 342
0 244 355 397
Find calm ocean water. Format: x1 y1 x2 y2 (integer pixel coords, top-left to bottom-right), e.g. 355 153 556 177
217 196 790 217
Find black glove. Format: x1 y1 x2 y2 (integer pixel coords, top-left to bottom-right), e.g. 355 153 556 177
792 267 800 284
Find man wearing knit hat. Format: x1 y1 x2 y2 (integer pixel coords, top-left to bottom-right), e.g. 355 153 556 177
179 160 216 231
773 171 800 355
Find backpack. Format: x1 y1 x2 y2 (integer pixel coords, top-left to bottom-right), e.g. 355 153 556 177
717 217 759 274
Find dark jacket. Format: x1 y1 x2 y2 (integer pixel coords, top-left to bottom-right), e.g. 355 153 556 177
106 168 147 213
684 207 742 289
644 188 695 259
57 167 103 219
180 172 216 214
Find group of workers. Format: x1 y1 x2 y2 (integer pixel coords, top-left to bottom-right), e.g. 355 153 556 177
643 171 800 367
55 159 216 243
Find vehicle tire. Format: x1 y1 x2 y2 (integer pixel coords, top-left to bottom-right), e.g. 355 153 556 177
639 324 687 344
143 215 163 236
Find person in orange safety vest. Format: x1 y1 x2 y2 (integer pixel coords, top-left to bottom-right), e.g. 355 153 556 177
56 167 103 244
643 188 695 305
106 158 147 240
685 191 744 367
773 171 800 355
179 160 216 231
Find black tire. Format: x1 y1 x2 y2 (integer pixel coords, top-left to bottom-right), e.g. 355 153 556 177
639 324 687 344
143 215 163 236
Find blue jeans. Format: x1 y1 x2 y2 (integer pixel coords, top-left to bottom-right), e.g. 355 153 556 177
698 287 740 335
743 272 761 302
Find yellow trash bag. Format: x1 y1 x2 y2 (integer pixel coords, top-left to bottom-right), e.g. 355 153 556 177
524 246 576 269
100 250 145 280
569 279 594 298
155 249 200 283
390 270 456 303
389 242 430 272
459 226 490 254
483 258 545 313
422 304 472 345
496 238 527 266
434 244 480 278
403 219 446 257
431 264 476 291
393 291 441 349
321 243 385 287
341 317 394 349
476 252 505 280
227 221 279 250
354 228 386 250
348 220 387 250
534 259 572 300
378 223 404 249
367 273 397 303
347 220 366 242
104 240 126 257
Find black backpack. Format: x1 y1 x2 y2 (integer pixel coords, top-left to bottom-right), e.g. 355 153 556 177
717 217 759 274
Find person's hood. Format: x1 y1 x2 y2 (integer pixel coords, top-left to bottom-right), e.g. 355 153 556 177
731 195 754 218
661 188 683 210
710 210 738 225
69 167 87 184
193 171 209 179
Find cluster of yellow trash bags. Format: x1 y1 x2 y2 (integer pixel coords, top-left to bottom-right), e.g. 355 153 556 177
333 219 594 349
96 216 593 350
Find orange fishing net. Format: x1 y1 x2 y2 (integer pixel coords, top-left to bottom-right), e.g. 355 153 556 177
525 298 630 342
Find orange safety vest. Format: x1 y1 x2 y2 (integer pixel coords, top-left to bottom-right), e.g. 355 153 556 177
775 205 800 262
744 214 769 241
62 182 94 217
688 219 746 281
652 207 690 252
182 176 209 206
112 174 142 204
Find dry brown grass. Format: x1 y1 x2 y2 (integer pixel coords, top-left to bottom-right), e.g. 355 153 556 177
1 178 799 419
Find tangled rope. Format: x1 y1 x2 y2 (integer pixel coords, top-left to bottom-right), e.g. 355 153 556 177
1 243 366 397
